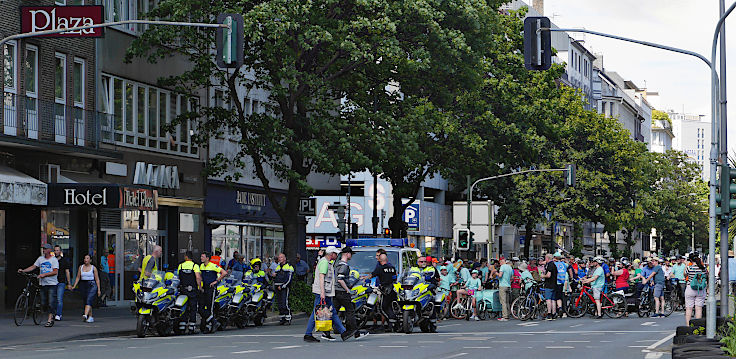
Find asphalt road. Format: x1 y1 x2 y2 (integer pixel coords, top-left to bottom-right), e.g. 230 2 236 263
0 312 682 359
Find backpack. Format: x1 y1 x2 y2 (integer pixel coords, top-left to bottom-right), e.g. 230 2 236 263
691 272 707 291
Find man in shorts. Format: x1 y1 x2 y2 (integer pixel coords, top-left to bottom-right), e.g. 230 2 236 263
581 257 605 318
541 254 558 320
643 257 667 317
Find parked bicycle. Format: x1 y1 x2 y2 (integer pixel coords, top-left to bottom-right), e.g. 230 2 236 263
14 272 43 326
511 281 547 321
567 283 626 318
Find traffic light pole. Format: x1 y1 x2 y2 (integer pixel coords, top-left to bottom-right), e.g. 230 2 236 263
719 0 730 319
543 2 736 333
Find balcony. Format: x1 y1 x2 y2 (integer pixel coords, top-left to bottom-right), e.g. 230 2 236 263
2 92 102 149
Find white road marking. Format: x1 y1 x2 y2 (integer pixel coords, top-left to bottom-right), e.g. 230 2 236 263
564 340 590 343
636 340 658 343
628 345 649 348
641 322 656 326
464 346 491 349
600 340 613 343
530 340 555 343
645 353 663 359
446 353 468 359
518 322 539 327
126 347 151 349
641 333 675 354
79 344 108 347
272 345 301 349
546 346 575 349
439 323 462 327
36 349 66 352
232 350 263 354
570 324 584 328
418 341 438 344
379 345 408 348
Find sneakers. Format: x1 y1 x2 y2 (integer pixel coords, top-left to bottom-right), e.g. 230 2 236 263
341 330 356 341
303 335 320 343
545 315 554 321
54 315 61 321
497 318 508 322
86 316 95 323
321 332 337 342
82 315 88 321
354 331 369 340
472 315 480 321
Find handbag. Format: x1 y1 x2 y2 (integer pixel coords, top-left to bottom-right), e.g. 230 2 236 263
314 299 333 332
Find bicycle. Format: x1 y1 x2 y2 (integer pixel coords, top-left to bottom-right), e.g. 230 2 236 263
667 278 685 312
439 283 459 320
511 281 547 321
567 283 626 319
638 283 674 317
450 291 474 320
14 272 43 326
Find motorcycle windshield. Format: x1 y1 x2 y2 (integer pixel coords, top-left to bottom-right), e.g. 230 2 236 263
140 271 166 290
401 273 423 287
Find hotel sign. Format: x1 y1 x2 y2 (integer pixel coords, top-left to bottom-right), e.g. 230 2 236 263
48 184 158 210
21 6 105 38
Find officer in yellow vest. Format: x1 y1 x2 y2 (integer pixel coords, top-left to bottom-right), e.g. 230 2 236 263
176 250 201 333
139 245 162 279
273 253 294 325
199 251 228 332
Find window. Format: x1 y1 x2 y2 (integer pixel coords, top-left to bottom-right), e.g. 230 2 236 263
100 73 196 156
3 42 17 135
73 58 84 107
24 45 38 139
105 0 156 33
54 54 66 102
4 42 16 92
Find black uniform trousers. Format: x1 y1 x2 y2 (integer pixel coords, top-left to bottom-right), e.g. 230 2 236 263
181 287 198 323
381 287 397 321
199 285 216 322
334 290 356 332
275 286 291 319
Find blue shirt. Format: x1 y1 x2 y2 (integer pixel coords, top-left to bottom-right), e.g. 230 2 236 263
498 264 513 287
555 261 568 285
602 263 610 275
672 263 687 281
641 265 654 284
296 260 309 276
652 265 665 285
591 267 605 289
439 274 453 292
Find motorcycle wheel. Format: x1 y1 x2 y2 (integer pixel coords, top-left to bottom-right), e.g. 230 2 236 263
420 321 430 333
402 311 413 334
136 315 149 338
253 315 263 326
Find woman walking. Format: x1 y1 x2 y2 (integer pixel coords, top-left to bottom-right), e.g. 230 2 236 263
684 252 707 326
72 254 101 323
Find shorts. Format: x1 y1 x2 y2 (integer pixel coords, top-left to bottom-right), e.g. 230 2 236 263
653 283 665 298
39 285 58 316
685 286 706 308
542 288 555 301
592 288 602 300
554 284 564 300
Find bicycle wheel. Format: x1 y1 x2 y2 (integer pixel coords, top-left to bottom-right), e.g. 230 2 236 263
662 293 675 317
14 294 28 326
32 294 43 325
450 298 467 319
637 294 650 318
603 293 626 319
566 293 586 318
512 296 529 321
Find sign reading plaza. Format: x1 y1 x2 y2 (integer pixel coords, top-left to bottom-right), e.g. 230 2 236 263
21 6 105 38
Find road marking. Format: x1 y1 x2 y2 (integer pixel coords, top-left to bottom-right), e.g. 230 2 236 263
546 346 575 349
564 340 590 343
600 340 612 343
273 345 302 349
518 322 539 327
418 341 438 344
126 347 151 349
641 322 656 326
446 353 468 359
232 350 263 354
570 324 584 328
494 341 518 343
628 345 649 348
439 323 462 327
379 345 408 348
530 340 554 343
636 340 658 343
36 349 66 352
213 345 237 348
79 344 108 347
451 337 493 341
645 353 663 359
641 333 675 354
464 346 491 349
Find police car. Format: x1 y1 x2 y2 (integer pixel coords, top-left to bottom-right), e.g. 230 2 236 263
344 238 421 277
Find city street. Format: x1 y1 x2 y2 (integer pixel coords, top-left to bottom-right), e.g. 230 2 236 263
0 313 681 359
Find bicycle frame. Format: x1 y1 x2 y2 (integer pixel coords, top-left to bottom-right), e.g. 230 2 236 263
575 285 615 310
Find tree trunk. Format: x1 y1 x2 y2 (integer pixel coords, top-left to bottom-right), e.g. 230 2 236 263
281 181 304 262
523 221 533 259
388 195 405 239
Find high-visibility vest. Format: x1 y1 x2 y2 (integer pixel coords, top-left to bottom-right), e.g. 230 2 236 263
108 254 116 274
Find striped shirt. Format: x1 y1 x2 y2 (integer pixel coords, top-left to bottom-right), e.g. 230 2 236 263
685 264 707 284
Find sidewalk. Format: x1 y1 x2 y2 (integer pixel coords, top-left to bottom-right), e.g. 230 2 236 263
0 305 306 347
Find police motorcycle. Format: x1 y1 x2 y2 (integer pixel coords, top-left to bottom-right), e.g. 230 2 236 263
224 276 252 329
207 275 241 331
338 270 375 329
394 269 437 334
240 272 274 326
132 271 190 338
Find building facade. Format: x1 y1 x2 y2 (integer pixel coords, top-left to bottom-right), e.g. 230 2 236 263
669 111 711 180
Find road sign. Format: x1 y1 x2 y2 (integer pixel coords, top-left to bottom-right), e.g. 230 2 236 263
298 197 316 216
403 201 420 232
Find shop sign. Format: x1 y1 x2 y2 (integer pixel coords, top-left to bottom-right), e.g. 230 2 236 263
21 6 105 38
64 187 108 206
122 187 158 210
133 162 180 189
306 234 342 248
298 197 316 216
48 184 117 207
236 191 266 207
0 182 47 205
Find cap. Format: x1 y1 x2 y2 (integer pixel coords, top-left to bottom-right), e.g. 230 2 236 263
42 243 53 250
512 256 520 261
432 258 439 263
553 252 562 258
341 247 354 254
439 266 448 271
471 269 479 274
325 246 340 255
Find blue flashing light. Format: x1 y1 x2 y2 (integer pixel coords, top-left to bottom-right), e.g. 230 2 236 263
346 238 408 247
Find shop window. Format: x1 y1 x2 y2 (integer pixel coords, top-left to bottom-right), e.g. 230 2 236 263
123 210 158 230
179 213 199 232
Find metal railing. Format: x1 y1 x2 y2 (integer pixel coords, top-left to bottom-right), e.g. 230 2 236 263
1 92 100 148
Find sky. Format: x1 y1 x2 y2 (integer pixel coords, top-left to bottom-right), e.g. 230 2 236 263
544 0 736 152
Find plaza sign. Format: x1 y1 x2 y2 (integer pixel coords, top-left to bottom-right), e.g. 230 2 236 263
21 6 105 38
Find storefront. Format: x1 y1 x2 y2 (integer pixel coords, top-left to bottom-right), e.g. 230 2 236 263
205 181 284 265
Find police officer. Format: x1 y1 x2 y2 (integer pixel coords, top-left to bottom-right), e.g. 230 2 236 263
367 248 397 331
246 258 268 285
273 253 294 325
199 251 228 332
418 256 440 290
139 246 162 279
176 251 201 333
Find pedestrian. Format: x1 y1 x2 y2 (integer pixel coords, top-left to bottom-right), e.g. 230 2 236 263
497 257 512 321
226 251 240 271
333 247 369 338
528 257 541 282
612 259 630 293
71 254 101 323
519 262 534 291
642 257 667 318
295 253 309 282
553 253 567 317
139 245 162 279
478 258 489 283
581 257 605 318
229 254 246 282
685 252 707 326
54 245 71 321
510 257 522 305
367 248 398 331
176 250 201 333
18 243 58 327
304 246 353 342
210 248 223 268
107 248 116 294
541 253 558 320
274 253 294 325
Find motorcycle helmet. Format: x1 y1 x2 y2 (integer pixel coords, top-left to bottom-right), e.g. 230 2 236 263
250 258 262 268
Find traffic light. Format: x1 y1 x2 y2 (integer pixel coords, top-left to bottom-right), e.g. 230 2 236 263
383 228 391 236
216 13 244 68
458 229 470 251
565 163 576 187
523 17 552 71
716 164 736 217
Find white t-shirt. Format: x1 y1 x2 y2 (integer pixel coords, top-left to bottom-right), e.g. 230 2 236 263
34 255 59 286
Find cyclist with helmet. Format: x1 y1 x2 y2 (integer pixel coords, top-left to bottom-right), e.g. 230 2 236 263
465 269 482 320
245 258 268 285
580 257 606 319
612 259 630 293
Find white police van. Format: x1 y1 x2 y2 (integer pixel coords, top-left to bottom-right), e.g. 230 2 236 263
344 238 421 277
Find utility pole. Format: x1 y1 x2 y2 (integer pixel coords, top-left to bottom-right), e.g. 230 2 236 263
372 173 379 236
720 0 730 317
347 175 352 238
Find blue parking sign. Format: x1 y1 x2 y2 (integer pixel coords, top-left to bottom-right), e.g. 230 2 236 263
403 202 420 232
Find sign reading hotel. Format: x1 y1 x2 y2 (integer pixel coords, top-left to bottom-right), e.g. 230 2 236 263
21 6 105 38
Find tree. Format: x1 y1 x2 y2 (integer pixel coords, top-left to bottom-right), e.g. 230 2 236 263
126 0 426 259
652 109 672 128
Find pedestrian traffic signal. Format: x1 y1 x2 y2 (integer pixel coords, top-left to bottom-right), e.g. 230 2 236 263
565 163 576 187
716 163 736 217
523 17 552 71
216 13 244 69
458 229 470 251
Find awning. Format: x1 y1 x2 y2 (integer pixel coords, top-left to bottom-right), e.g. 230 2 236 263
0 165 47 205
58 171 111 184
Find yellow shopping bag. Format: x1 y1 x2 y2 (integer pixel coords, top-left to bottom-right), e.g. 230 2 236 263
314 299 333 332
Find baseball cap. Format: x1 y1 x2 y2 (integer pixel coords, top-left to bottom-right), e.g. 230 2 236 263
42 243 53 250
432 258 439 263
340 247 354 254
553 252 562 258
325 246 340 255
512 256 520 261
